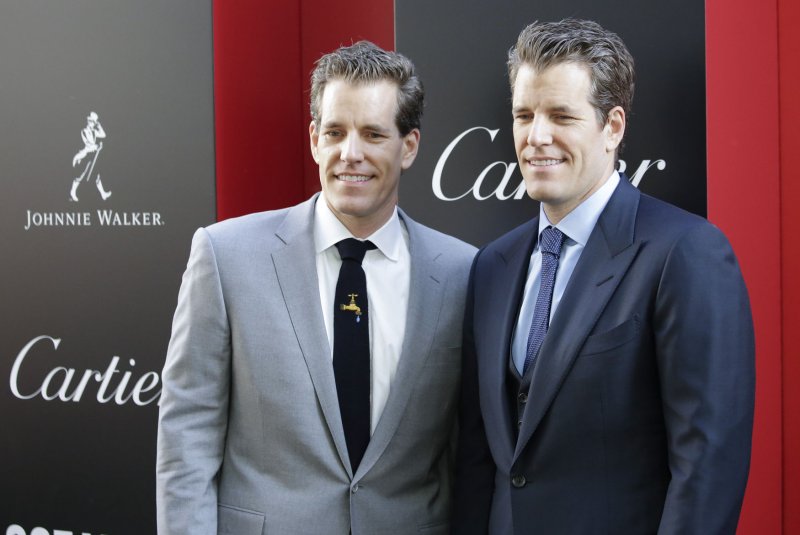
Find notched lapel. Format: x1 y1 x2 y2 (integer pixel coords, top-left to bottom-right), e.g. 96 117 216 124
271 197 352 476
514 180 642 459
355 217 446 479
478 220 539 465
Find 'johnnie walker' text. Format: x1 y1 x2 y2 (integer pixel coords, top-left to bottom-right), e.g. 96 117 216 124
25 209 164 230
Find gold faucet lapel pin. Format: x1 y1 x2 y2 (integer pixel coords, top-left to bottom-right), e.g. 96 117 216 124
339 293 363 322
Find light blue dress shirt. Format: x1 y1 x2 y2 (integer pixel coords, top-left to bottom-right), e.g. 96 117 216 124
511 171 622 374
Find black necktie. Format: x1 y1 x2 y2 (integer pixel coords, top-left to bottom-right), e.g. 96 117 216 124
333 238 376 471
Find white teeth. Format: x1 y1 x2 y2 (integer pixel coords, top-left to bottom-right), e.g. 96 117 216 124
530 159 563 166
338 175 371 182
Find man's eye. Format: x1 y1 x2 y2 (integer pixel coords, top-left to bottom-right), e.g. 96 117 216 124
324 130 342 138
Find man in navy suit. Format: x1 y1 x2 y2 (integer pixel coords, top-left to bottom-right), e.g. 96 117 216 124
453 19 755 534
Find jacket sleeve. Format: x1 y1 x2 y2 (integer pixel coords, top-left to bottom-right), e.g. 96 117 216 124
156 228 232 535
654 223 755 534
452 250 497 534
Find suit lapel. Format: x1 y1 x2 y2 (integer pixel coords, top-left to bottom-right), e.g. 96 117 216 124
271 195 352 476
355 211 445 478
514 179 643 460
479 219 539 467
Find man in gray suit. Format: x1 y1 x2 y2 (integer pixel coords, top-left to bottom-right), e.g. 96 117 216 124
156 41 475 534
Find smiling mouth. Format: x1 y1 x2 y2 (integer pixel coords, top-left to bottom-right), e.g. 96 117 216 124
529 159 565 167
337 174 372 182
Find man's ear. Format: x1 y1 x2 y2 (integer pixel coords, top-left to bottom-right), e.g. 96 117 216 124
309 121 319 163
604 106 626 153
401 128 421 170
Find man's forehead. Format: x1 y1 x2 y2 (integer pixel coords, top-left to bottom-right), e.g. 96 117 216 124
323 77 399 96
512 62 592 102
515 60 591 82
318 79 400 123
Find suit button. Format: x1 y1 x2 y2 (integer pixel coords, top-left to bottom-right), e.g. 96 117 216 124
517 420 523 428
511 475 527 488
518 392 528 404
351 484 359 494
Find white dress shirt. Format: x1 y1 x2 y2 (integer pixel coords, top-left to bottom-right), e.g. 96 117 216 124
314 195 411 434
511 171 621 374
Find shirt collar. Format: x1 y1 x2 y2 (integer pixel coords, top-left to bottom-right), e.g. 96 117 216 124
538 170 621 247
313 193 404 261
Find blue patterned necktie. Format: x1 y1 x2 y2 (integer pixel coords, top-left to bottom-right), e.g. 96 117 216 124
523 226 566 375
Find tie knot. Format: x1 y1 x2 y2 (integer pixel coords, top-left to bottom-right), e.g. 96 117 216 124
539 226 565 257
335 238 376 264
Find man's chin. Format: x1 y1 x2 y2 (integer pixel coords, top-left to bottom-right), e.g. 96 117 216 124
329 199 371 220
524 185 557 203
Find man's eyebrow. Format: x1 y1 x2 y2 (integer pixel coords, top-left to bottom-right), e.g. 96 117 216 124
512 104 580 115
319 120 394 134
549 105 578 114
362 123 392 133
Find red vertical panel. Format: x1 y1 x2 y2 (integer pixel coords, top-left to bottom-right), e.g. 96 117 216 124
299 0 395 198
213 1 306 220
213 0 395 220
706 0 782 532
779 0 800 531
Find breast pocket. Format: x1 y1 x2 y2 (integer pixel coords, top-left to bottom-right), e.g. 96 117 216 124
580 315 640 357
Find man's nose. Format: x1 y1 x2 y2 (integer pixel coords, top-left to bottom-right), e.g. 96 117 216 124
340 134 365 162
526 117 553 147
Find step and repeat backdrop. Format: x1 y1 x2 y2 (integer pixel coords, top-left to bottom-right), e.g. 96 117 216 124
395 0 706 245
0 1 215 534
0 0 703 533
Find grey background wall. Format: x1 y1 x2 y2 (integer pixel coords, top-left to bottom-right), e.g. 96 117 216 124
0 2 216 533
396 0 705 246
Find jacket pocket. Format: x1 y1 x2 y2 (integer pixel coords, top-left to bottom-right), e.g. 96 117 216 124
580 315 640 356
417 520 449 534
218 503 265 535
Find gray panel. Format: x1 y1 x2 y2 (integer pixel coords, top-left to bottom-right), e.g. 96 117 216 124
396 0 706 246
0 1 215 533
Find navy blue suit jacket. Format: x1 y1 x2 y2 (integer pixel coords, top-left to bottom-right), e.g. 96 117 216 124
454 178 755 534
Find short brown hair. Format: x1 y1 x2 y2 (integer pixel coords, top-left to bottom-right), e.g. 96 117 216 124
508 19 635 127
310 41 424 136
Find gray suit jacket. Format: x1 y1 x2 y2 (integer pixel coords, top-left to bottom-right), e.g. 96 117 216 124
156 194 476 535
